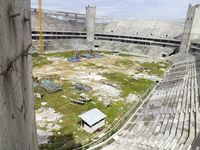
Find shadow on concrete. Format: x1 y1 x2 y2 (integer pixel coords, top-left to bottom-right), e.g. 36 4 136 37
39 133 82 150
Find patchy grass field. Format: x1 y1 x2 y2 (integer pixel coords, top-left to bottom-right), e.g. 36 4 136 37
103 72 154 97
32 53 52 68
137 61 170 76
35 80 130 149
32 50 170 149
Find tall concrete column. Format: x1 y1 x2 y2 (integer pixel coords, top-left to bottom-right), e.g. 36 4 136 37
190 5 200 40
0 0 38 150
86 5 96 49
180 4 200 53
179 4 196 53
75 14 78 22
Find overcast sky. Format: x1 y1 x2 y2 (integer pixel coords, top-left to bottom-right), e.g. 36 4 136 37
31 0 199 20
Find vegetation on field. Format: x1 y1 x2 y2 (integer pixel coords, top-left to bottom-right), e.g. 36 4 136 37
32 53 52 68
137 61 170 76
103 72 154 97
83 62 108 69
35 79 130 149
117 59 135 67
45 51 76 58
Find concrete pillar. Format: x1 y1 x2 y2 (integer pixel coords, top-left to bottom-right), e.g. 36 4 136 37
0 0 38 150
85 5 96 49
190 5 200 40
179 4 196 53
180 4 200 53
75 14 78 22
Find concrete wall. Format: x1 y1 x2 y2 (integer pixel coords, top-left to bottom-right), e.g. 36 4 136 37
86 5 96 49
0 0 38 149
83 119 105 133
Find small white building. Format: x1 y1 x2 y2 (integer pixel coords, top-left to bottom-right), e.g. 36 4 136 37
79 108 106 133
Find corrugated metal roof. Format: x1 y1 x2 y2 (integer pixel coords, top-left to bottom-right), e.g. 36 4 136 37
79 108 106 126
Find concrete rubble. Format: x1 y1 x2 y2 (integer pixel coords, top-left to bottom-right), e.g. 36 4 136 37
132 73 161 81
92 83 121 101
126 94 139 102
35 107 63 144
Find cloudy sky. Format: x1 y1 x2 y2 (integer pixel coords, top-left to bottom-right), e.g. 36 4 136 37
31 0 199 20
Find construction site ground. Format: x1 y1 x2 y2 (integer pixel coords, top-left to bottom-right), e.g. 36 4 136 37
32 50 169 149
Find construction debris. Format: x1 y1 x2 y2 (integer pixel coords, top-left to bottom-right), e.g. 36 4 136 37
80 93 90 101
126 94 139 102
132 73 161 81
36 106 63 144
41 102 48 106
34 93 42 99
71 99 85 105
103 99 111 107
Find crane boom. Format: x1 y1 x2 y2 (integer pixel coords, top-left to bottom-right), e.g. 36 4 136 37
38 0 44 54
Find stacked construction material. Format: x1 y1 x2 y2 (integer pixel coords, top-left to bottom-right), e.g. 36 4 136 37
74 83 92 92
40 80 62 93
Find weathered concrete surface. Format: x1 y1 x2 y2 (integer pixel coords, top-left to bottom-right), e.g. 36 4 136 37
96 20 183 38
180 4 200 53
190 5 200 40
86 5 96 49
0 0 38 149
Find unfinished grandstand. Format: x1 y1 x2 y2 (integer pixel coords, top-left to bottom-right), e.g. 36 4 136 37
1 0 200 150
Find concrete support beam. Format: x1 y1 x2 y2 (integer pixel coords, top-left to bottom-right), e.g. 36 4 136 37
0 0 38 149
85 5 96 49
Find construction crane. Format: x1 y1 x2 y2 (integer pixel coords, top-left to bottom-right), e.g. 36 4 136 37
38 0 44 54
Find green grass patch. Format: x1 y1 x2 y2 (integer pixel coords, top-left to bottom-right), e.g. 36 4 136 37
45 51 75 58
118 53 133 57
103 72 154 97
117 59 134 67
83 63 108 69
32 53 52 68
137 61 170 76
